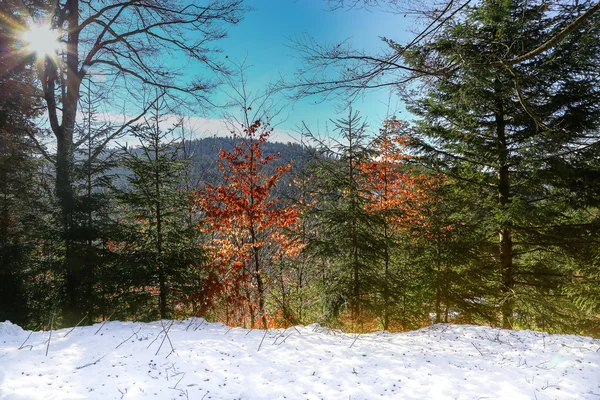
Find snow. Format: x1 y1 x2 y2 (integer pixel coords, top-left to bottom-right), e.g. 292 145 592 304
0 319 599 399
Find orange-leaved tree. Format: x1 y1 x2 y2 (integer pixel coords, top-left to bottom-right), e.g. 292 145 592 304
361 119 437 228
195 120 298 329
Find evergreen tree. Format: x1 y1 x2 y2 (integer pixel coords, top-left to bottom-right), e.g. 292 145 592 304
304 109 383 327
405 0 600 329
62 76 120 321
116 97 204 320
0 2 46 325
359 120 436 330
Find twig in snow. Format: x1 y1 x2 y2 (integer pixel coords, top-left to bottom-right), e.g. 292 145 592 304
349 334 360 349
76 355 105 369
291 325 302 336
147 327 164 349
279 332 294 345
64 313 89 337
169 372 186 390
116 327 141 349
471 342 485 356
18 323 42 351
193 319 205 331
541 378 563 390
257 328 269 352
155 320 175 356
224 327 233 335
45 314 54 356
272 328 288 345
171 387 189 400
185 318 195 331
201 391 209 400
94 310 116 335
535 361 555 370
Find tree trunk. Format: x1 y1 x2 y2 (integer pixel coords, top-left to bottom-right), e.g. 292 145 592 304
40 0 82 326
495 81 514 329
248 212 267 328
251 238 268 329
154 114 167 320
435 238 442 324
382 225 390 330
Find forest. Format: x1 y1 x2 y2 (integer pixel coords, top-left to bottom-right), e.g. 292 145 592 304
0 0 599 338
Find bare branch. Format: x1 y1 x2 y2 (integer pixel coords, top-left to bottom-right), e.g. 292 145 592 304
498 1 600 66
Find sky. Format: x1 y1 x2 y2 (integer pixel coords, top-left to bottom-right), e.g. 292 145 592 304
180 0 417 142
22 0 420 146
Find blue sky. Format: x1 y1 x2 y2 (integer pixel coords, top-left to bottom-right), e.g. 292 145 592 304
196 0 416 140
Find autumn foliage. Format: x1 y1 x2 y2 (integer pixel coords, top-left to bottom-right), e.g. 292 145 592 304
195 121 299 329
195 118 444 331
360 119 441 235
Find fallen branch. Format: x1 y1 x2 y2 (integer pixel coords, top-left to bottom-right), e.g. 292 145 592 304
471 342 485 356
257 329 269 352
64 313 89 338
94 310 116 335
278 332 294 345
272 328 288 346
116 326 142 349
76 355 105 370
18 323 42 351
169 372 186 390
185 318 195 332
155 320 175 356
45 315 54 356
349 334 360 349
193 319 205 332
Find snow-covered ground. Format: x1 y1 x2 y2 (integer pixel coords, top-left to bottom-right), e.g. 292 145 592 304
0 319 598 400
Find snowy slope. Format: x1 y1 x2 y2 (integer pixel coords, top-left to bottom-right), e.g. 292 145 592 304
0 319 598 400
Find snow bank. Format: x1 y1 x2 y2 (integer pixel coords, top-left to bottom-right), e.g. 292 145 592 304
0 321 24 337
0 319 598 399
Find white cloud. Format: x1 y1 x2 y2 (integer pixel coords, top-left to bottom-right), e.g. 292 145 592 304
100 112 301 148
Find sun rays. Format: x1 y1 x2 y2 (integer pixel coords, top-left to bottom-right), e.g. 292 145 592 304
21 23 60 59
0 11 62 81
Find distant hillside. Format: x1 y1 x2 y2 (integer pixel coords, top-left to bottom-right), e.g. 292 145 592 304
104 136 313 197
184 136 311 189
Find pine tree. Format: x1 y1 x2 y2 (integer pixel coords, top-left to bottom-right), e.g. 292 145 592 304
358 119 433 330
116 97 204 320
404 0 600 329
61 76 120 321
303 109 383 328
0 4 46 325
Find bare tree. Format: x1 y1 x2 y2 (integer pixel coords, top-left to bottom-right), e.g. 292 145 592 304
283 0 600 102
8 0 247 323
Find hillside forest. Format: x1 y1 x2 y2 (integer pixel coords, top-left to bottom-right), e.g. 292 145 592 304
1 0 599 336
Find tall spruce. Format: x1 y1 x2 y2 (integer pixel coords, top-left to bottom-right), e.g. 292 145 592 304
405 0 600 329
117 98 204 320
304 109 383 327
0 2 45 325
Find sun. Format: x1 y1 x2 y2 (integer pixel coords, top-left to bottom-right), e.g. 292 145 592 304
21 24 60 57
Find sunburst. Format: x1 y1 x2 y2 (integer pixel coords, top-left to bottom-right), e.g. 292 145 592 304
21 23 60 59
